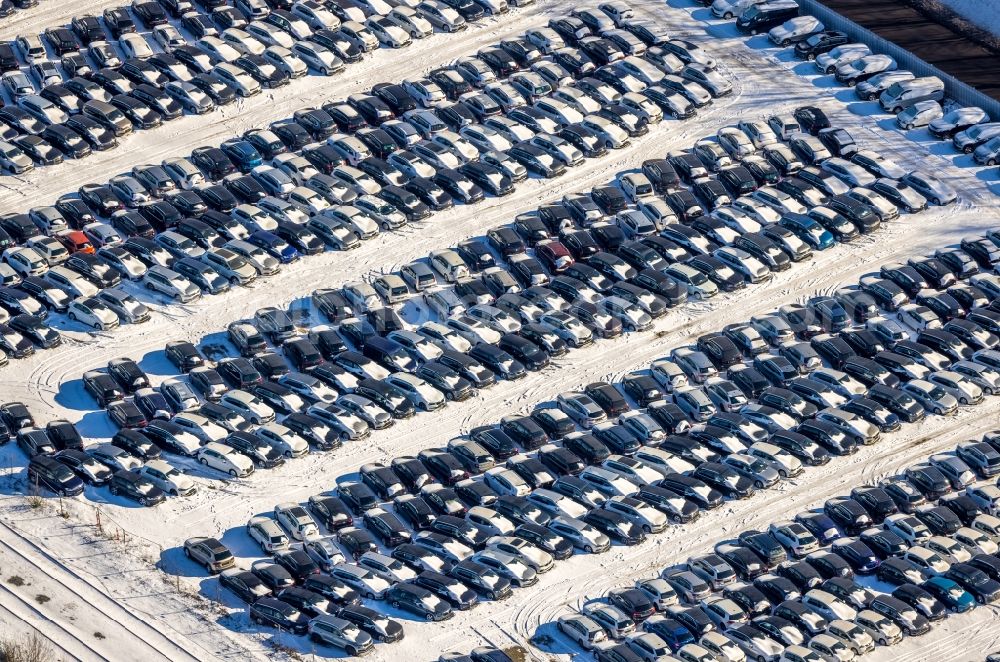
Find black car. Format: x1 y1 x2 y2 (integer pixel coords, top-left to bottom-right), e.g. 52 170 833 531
753 574 801 605
27 455 85 496
254 539 309 580
219 569 272 603
109 469 165 506
793 106 831 135
794 30 850 59
337 604 404 642
944 563 1000 604
307 495 353 530
248 596 308 634
337 482 380 515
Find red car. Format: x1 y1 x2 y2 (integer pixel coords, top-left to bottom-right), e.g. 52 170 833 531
535 239 575 273
56 229 95 254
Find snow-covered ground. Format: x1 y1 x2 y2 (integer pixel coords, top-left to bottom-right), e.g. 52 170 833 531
934 0 1000 39
1 0 1000 660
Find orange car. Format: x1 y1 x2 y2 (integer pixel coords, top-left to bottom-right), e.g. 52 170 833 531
56 230 95 254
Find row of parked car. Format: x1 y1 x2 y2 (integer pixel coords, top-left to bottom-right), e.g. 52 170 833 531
0 0 35 19
0 0 710 175
45 107 950 506
37 106 957 515
0 8 728 360
541 428 1000 662
158 226 1000 653
704 0 1000 166
0 0 535 174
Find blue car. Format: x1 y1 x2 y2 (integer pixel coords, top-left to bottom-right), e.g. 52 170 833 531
780 213 835 250
247 231 300 263
220 138 264 173
643 616 695 652
922 576 975 612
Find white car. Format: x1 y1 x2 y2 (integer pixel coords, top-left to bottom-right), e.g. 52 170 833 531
558 613 607 650
153 25 186 51
486 536 554 573
274 502 320 541
815 43 871 74
711 0 765 19
142 265 201 303
197 442 254 477
0 141 33 174
221 28 267 55
767 16 823 47
884 514 931 545
446 315 502 346
582 114 629 149
247 515 291 553
171 412 228 443
366 17 411 48
67 297 120 331
387 6 433 38
4 247 48 277
197 36 242 63
331 562 390 599
967 485 1000 515
220 389 276 425
263 45 308 78
290 42 344 75
303 536 346 571
384 372 445 411
416 0 466 32
213 62 261 97
120 33 155 59
291 0 340 30
138 459 196 496
89 443 142 472
256 422 310 457
897 100 943 130
246 21 296 48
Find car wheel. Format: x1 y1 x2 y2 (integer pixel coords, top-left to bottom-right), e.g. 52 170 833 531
605 140 614 149
961 398 969 405
932 197 941 205
584 544 593 553
199 458 207 465
424 611 435 621
171 489 178 496
779 469 789 479
807 53 815 60
93 322 102 330
933 407 943 415
229 469 238 477
320 67 329 75
782 40 789 47
68 312 76 321
724 12 733 18
755 480 765 489
346 646 358 656
110 485 119 495
642 525 651 534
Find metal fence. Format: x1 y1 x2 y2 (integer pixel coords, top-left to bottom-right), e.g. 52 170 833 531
798 0 1000 117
